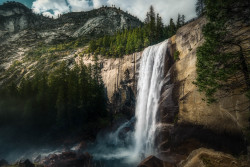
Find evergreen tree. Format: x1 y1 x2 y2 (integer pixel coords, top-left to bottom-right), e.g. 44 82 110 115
89 40 97 53
181 15 185 25
87 5 168 57
176 14 181 29
145 5 156 44
194 0 250 103
195 0 205 17
0 61 109 138
169 18 176 37
156 13 164 41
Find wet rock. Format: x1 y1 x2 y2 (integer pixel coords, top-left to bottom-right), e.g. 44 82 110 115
0 159 8 166
74 141 87 153
41 151 93 167
15 159 34 167
33 155 41 163
138 155 174 167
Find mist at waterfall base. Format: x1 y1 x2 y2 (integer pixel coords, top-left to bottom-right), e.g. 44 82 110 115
0 126 65 163
88 40 168 167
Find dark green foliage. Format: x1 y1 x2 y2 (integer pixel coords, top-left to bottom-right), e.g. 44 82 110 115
176 14 182 29
194 0 250 103
87 6 185 57
168 18 176 36
145 5 157 43
25 37 88 61
156 13 164 42
181 15 185 25
174 50 180 61
0 61 109 138
196 0 205 17
88 27 147 57
176 14 185 29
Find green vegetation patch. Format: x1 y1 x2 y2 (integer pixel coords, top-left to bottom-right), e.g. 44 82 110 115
87 6 186 58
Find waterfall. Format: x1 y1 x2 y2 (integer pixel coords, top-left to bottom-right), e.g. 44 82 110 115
133 40 168 159
88 40 169 167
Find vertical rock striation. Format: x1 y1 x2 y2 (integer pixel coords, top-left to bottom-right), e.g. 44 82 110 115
156 16 249 162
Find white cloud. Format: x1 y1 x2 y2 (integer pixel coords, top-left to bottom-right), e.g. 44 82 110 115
105 0 196 24
42 11 54 17
32 0 70 18
32 0 93 18
67 0 92 12
32 0 196 23
92 0 107 8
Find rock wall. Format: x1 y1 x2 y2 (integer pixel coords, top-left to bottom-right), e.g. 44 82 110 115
75 52 141 116
156 16 249 162
173 17 249 134
0 2 142 39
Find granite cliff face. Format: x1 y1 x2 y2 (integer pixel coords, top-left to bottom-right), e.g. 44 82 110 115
154 16 249 165
0 2 142 75
174 17 249 134
0 2 141 37
75 52 141 116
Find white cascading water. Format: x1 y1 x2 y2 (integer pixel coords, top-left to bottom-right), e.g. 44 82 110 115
133 40 168 159
88 40 169 166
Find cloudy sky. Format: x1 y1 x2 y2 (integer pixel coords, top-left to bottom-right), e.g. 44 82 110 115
1 0 197 24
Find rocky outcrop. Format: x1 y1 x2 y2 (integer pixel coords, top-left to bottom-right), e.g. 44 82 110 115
75 52 141 116
14 159 35 167
0 159 9 166
0 2 50 34
138 155 174 167
173 17 249 134
155 16 249 163
0 2 142 116
0 2 142 71
0 2 142 39
40 151 93 167
178 148 249 167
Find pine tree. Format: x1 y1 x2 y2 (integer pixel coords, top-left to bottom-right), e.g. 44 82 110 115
195 0 205 17
176 14 181 29
156 13 164 41
89 40 97 53
194 0 250 103
169 18 176 37
145 5 156 44
181 15 185 25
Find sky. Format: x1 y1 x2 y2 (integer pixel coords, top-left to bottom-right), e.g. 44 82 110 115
0 0 197 24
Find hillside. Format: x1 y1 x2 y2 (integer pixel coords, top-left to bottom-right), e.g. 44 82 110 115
0 1 249 167
0 2 142 83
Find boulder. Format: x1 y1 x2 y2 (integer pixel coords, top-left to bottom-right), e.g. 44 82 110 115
0 159 8 166
138 155 174 167
33 155 41 163
41 151 93 167
15 159 34 167
74 141 87 153
178 148 249 167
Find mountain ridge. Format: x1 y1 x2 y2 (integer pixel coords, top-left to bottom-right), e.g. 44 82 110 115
0 1 142 36
0 2 142 81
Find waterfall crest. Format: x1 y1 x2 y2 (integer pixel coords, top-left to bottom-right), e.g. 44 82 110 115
133 40 168 159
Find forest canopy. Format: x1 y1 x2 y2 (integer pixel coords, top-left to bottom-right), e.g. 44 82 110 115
0 60 109 139
86 6 185 58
